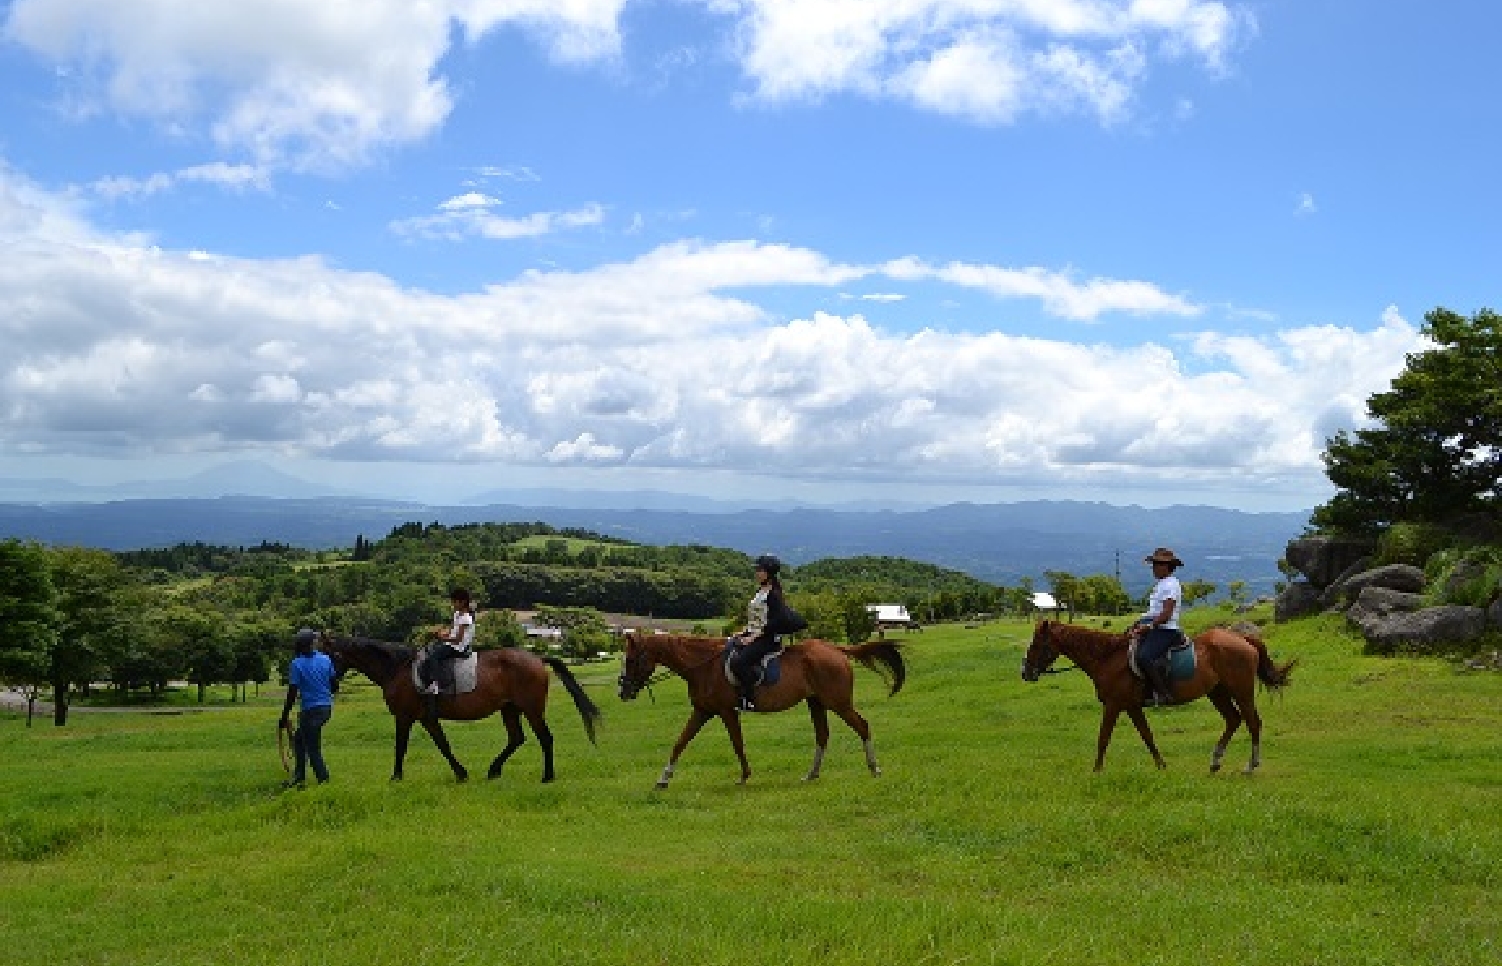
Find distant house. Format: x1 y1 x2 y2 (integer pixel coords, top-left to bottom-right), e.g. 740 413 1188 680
523 625 564 640
866 604 913 627
1030 592 1062 614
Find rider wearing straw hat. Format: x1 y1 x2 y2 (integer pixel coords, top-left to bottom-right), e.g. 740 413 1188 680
1128 548 1185 707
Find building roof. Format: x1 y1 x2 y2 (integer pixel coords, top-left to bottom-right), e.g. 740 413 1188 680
865 604 912 622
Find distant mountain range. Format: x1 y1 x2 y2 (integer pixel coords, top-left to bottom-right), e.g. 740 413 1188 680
0 494 1308 598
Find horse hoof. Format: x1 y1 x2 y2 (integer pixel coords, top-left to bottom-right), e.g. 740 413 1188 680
1210 760 1223 773
390 775 403 782
654 780 670 790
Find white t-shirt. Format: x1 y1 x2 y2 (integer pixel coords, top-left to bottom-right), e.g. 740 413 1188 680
447 610 475 651
1144 576 1182 629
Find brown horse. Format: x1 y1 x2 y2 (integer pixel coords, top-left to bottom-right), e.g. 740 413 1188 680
322 635 600 783
1020 621 1295 774
616 633 905 788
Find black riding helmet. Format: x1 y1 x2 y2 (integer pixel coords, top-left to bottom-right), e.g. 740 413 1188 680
293 627 318 653
753 554 781 576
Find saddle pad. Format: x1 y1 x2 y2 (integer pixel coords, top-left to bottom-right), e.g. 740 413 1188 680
411 646 479 695
1166 642 1197 681
1128 637 1196 680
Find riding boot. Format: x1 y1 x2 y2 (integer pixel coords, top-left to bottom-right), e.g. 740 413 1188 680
1145 662 1174 707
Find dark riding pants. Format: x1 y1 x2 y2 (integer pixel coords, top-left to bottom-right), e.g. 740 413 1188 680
730 634 781 698
1136 627 1181 667
421 645 465 690
293 705 332 784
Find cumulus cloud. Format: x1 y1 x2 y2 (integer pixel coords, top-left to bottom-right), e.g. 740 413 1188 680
714 0 1252 123
5 0 1254 172
0 167 1417 491
3 0 632 168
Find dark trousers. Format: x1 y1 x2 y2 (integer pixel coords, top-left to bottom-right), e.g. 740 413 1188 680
730 634 781 697
293 705 332 783
421 645 464 689
1137 627 1180 667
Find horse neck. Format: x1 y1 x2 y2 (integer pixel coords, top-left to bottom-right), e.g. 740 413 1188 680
336 640 407 687
646 635 720 680
1051 625 1126 674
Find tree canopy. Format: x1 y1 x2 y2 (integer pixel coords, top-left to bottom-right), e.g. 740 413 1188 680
1313 307 1502 534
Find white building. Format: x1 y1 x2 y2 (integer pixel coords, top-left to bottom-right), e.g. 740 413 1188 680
866 604 912 626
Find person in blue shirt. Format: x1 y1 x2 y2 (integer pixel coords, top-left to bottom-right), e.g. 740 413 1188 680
279 628 338 788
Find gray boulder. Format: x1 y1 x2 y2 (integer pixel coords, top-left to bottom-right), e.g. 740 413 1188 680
1346 586 1427 633
1285 536 1378 588
1340 564 1426 604
1358 606 1488 653
1318 556 1375 609
1488 597 1502 628
1274 582 1323 623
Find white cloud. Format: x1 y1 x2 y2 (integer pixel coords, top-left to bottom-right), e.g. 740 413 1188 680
4 1 1254 171
883 257 1199 320
0 167 1416 491
3 0 632 169
1296 191 1317 216
390 202 606 241
713 0 1252 123
91 162 269 200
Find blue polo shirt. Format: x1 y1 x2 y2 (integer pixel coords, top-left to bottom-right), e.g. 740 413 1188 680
288 652 336 710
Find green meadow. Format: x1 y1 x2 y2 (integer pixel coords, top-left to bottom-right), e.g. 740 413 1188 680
2 610 1499 965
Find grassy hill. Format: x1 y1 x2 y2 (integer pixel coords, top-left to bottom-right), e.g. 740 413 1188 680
2 607 1498 965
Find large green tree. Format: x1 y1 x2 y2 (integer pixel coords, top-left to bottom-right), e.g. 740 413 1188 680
1313 307 1502 533
0 540 58 725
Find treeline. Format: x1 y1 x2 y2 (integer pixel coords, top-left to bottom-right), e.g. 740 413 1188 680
2 520 1177 724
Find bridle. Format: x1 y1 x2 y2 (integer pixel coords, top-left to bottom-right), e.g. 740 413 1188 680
1021 634 1074 680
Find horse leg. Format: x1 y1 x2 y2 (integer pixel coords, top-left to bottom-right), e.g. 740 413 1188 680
1239 691 1264 775
487 705 526 781
420 718 469 783
830 703 880 777
1124 705 1167 770
721 712 753 785
393 717 415 781
804 698 830 781
523 706 556 784
1206 683 1243 773
656 708 711 789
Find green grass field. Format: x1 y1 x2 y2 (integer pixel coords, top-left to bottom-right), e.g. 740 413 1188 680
2 610 1499 965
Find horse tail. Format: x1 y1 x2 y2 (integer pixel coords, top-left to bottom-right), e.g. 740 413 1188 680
1240 630 1297 691
837 642 907 696
543 657 602 745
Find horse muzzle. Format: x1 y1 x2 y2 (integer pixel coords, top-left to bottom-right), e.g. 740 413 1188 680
617 674 641 701
1020 660 1039 683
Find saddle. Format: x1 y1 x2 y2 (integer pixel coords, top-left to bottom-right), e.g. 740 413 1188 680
721 640 784 690
1128 633 1196 681
411 645 480 696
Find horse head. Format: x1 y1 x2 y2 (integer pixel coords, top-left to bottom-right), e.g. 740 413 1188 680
616 632 658 701
1021 621 1061 682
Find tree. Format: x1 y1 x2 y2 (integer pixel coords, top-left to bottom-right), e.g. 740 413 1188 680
1181 579 1218 608
47 547 130 725
0 540 58 726
1313 307 1502 533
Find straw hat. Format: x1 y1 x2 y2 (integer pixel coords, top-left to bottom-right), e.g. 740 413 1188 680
1144 548 1184 567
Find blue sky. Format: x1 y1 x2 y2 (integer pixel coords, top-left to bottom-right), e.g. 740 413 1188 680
0 1 1495 511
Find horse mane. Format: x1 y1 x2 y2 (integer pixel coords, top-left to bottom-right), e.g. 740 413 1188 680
328 635 416 680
